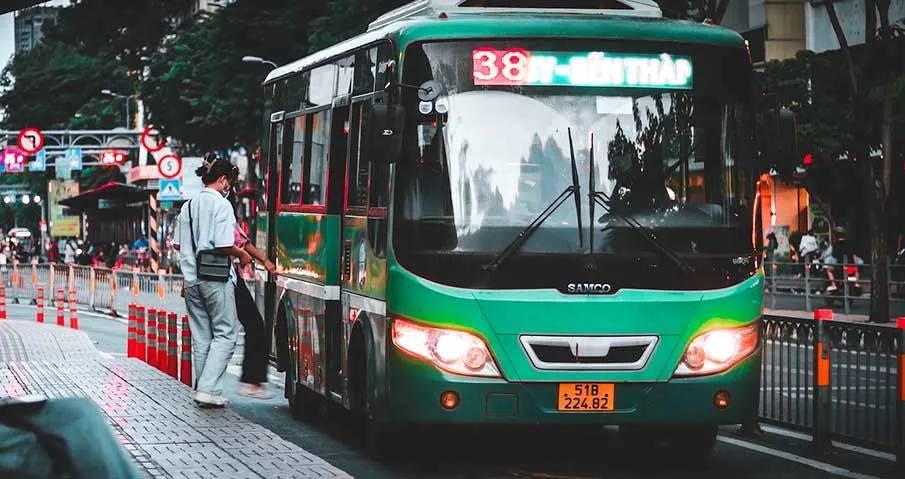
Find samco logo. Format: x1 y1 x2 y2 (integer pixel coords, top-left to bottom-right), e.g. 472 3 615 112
566 283 614 294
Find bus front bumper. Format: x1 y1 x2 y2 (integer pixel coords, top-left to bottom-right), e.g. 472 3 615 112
384 350 761 426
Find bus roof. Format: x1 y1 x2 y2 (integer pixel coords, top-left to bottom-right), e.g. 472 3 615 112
264 11 744 86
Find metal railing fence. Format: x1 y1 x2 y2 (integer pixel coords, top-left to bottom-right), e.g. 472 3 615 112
765 261 905 314
0 263 189 317
760 312 904 462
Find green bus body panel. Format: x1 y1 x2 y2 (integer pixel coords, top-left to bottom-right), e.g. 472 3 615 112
393 15 746 50
275 212 340 284
385 346 760 425
388 266 763 383
342 216 388 298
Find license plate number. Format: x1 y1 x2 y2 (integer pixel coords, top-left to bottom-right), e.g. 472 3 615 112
557 383 614 411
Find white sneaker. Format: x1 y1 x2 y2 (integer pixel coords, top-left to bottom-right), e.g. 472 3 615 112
194 391 229 407
237 383 274 400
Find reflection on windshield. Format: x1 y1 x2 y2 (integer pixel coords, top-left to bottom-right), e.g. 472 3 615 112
398 41 753 257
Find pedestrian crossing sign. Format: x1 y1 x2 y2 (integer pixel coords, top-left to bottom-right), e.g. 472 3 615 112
158 178 182 201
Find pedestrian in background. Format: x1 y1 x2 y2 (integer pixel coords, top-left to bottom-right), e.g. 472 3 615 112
174 156 251 408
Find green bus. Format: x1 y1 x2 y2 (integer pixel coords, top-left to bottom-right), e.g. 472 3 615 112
254 0 780 459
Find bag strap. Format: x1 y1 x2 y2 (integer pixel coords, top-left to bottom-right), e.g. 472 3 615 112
187 199 198 253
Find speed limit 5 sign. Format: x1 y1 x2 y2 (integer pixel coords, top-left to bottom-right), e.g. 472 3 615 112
157 154 182 179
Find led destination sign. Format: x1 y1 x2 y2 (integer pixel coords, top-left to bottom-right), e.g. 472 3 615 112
472 48 693 89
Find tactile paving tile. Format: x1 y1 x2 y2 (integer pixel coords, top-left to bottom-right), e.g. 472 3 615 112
0 321 355 478
142 443 259 478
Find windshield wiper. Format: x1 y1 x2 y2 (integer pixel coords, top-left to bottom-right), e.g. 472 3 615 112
484 128 584 272
587 140 694 274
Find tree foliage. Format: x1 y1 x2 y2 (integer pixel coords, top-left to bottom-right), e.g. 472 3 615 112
142 0 322 152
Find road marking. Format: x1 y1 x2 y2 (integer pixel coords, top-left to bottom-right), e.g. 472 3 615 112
717 435 881 479
8 303 128 324
758 425 896 462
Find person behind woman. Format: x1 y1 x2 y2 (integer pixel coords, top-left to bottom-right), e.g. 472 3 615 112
232 223 276 399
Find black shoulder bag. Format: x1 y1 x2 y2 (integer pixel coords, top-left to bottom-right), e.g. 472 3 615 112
187 199 232 283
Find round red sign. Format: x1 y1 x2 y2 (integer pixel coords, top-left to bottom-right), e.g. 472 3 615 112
17 128 44 155
141 127 166 152
157 154 182 179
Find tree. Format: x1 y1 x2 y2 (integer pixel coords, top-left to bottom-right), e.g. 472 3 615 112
141 0 322 152
0 0 190 130
823 0 904 323
307 0 409 52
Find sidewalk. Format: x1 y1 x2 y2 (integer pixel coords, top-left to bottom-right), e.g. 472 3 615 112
0 320 352 479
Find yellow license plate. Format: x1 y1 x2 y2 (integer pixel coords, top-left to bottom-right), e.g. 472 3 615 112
557 383 615 411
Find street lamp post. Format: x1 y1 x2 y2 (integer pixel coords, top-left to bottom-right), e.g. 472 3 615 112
242 56 278 69
101 89 131 129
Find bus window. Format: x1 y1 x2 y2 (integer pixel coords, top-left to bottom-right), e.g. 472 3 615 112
353 48 376 95
347 102 370 211
287 71 309 112
305 110 330 206
283 115 309 205
308 64 337 108
375 43 394 92
337 56 354 97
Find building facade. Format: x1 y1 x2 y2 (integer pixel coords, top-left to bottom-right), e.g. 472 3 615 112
13 6 60 54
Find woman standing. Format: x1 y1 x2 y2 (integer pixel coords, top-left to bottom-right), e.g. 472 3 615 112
232 225 277 399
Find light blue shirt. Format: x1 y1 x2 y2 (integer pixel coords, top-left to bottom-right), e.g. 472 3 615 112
174 188 237 286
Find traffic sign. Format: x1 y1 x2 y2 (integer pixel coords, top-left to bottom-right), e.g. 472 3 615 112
157 154 182 179
17 128 44 154
141 126 166 152
66 147 83 170
29 149 46 172
2 148 26 173
158 179 182 201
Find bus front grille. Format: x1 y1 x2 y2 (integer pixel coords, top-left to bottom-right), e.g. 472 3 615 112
519 335 658 371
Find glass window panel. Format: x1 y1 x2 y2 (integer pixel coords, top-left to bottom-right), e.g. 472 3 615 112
347 102 370 208
284 115 307 205
354 48 377 95
308 64 337 107
305 111 330 205
336 56 354 97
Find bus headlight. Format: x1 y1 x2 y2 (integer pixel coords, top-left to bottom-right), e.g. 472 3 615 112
392 318 501 378
673 323 759 377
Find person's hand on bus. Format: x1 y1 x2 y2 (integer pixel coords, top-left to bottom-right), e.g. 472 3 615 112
263 259 277 274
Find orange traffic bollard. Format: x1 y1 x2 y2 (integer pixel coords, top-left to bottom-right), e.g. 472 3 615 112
180 315 192 387
0 285 6 320
68 290 78 330
147 308 158 368
136 305 146 362
157 309 167 373
36 287 44 323
167 312 178 379
127 304 136 358
56 289 64 326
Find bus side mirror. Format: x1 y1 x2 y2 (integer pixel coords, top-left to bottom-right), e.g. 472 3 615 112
366 103 405 164
759 107 799 174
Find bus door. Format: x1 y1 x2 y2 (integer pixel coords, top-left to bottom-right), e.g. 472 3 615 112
263 113 283 361
325 91 352 398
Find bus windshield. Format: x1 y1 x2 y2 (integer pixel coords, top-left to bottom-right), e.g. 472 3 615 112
394 39 756 289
